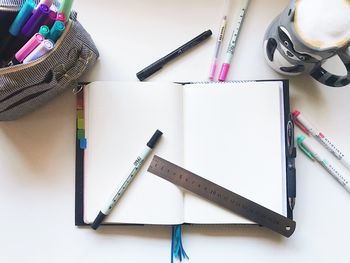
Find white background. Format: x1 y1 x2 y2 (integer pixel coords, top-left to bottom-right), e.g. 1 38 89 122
1 0 350 262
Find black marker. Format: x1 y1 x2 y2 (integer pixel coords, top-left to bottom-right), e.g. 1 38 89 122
136 29 212 81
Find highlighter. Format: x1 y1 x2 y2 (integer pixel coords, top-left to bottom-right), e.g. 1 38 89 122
39 25 50 38
23 39 54 64
0 0 36 60
21 4 50 39
8 33 45 66
58 0 74 22
47 21 65 43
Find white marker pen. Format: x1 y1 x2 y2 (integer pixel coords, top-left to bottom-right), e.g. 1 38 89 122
91 129 163 230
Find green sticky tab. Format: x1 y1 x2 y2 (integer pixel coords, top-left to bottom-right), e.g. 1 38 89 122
77 118 84 129
77 110 84 119
77 129 85 139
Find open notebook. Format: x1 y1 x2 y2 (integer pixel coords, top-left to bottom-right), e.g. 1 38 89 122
75 80 292 226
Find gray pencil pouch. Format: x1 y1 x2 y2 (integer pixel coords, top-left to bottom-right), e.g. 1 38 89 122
0 0 99 121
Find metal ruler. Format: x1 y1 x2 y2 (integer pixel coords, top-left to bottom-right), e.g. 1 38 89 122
148 155 296 238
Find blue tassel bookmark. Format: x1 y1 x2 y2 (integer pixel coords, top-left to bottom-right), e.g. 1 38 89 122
171 225 189 263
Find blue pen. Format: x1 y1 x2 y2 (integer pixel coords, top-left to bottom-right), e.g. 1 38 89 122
297 135 350 193
0 0 36 60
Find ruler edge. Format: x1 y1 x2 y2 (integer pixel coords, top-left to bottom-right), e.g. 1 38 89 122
147 155 296 238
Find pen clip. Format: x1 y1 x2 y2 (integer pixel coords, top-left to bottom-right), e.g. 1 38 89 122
287 113 295 157
297 135 315 160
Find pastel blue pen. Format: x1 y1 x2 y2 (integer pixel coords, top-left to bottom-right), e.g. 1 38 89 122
47 21 65 43
91 130 163 230
297 135 350 193
0 0 36 59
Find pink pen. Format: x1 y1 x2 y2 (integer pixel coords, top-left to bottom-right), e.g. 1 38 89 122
56 12 66 22
209 0 230 80
8 33 44 65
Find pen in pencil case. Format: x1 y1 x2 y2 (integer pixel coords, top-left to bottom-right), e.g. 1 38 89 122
47 20 65 43
294 110 350 171
59 0 74 22
39 25 50 38
0 0 36 60
23 39 54 64
7 33 44 66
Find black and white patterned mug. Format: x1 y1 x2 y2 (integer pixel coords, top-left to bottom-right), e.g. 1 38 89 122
263 0 350 87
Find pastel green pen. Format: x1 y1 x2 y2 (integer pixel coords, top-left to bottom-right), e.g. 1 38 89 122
48 21 65 43
39 25 50 38
58 0 74 22
297 135 350 193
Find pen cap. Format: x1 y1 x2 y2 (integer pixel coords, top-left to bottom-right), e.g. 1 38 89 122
58 0 74 22
23 39 54 64
15 33 45 62
9 0 36 37
21 4 50 38
39 25 50 38
36 0 53 9
56 12 66 23
147 130 163 149
44 10 57 28
47 20 65 42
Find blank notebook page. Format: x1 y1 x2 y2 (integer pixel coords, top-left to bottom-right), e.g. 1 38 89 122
84 81 185 225
183 82 286 224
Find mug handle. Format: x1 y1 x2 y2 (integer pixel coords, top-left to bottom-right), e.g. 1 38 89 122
311 45 350 87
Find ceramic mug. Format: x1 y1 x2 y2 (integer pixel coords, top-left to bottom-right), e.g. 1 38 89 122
263 0 350 87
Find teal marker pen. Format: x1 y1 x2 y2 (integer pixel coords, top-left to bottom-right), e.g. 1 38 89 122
48 21 65 43
297 135 350 193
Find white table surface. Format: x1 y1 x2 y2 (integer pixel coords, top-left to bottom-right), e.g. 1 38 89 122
1 0 350 262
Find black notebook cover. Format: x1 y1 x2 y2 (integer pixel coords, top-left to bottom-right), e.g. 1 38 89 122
74 80 295 226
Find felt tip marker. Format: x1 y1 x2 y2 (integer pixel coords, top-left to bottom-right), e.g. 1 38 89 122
44 10 57 28
91 130 163 230
0 0 36 60
136 30 212 81
47 20 65 43
297 135 350 194
23 39 54 64
39 25 50 38
293 110 350 171
218 0 250 81
58 0 74 22
21 4 50 39
209 0 230 80
8 33 44 66
56 12 66 23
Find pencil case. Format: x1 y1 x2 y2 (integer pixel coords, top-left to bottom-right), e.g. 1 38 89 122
0 0 99 121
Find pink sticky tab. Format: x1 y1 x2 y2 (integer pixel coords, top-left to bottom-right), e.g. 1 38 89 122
16 33 44 62
218 63 230 81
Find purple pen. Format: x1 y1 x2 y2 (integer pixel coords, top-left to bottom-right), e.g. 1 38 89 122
21 4 50 39
44 10 57 28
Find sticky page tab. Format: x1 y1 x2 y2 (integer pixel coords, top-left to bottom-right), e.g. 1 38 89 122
77 129 85 139
77 110 84 119
77 118 84 129
79 138 87 149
